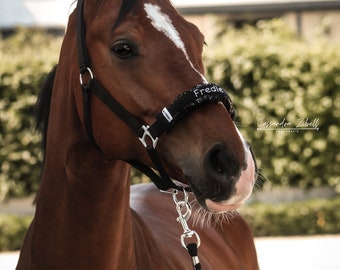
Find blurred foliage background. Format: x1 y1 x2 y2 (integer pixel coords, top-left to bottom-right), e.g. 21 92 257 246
0 20 339 200
205 19 340 191
0 29 62 200
0 20 340 251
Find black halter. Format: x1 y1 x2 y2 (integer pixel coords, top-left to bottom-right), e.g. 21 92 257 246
76 0 235 191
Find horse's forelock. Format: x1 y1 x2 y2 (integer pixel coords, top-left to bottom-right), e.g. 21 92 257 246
113 0 139 29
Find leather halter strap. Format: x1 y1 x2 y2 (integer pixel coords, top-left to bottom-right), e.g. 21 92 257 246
76 0 235 191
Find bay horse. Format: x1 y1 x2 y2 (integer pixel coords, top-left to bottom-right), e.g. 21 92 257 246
16 0 259 269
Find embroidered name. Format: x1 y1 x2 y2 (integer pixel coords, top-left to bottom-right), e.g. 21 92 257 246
193 85 224 98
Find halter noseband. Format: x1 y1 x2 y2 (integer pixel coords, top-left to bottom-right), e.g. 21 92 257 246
76 0 235 191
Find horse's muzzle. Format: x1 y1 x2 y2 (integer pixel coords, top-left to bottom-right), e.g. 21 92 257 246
192 141 257 213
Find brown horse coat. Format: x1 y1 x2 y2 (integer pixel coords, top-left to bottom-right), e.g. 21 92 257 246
130 183 258 269
16 0 259 269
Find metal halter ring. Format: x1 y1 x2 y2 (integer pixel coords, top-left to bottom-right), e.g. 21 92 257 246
181 230 201 249
138 125 159 149
79 67 94 86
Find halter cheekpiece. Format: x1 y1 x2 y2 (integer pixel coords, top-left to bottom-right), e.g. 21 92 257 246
76 0 235 192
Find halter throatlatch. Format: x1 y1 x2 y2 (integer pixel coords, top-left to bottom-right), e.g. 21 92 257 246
76 0 235 192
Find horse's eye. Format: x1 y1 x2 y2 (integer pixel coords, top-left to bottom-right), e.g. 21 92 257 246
111 40 137 59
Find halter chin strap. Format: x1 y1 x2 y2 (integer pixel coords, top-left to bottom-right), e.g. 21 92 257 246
76 0 235 191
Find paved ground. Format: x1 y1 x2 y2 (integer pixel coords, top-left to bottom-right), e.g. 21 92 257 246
1 235 339 269
255 235 340 270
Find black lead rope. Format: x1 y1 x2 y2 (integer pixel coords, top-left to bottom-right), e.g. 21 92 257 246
187 243 202 270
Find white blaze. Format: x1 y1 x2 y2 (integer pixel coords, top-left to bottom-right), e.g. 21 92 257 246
144 3 207 83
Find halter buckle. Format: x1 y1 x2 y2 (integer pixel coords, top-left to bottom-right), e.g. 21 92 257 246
138 125 159 149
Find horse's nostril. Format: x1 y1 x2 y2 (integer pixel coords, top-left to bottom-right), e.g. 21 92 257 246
204 143 240 182
204 143 228 178
209 148 225 174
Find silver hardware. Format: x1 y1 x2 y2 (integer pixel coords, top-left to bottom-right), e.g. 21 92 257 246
181 230 201 250
172 189 201 250
191 255 200 266
79 67 94 85
138 125 159 149
160 189 178 195
160 188 201 269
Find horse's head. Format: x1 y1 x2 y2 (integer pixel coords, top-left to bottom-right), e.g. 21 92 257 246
66 0 257 213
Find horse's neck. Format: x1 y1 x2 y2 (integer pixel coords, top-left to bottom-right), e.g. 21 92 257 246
21 82 137 270
33 155 136 269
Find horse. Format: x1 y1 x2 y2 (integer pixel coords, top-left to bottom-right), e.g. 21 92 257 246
16 0 259 269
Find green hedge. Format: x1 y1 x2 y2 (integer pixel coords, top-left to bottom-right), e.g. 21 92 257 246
0 214 32 251
1 23 340 199
240 196 340 236
0 29 62 199
205 19 340 189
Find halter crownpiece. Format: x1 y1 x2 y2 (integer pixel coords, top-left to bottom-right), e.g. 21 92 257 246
76 0 235 191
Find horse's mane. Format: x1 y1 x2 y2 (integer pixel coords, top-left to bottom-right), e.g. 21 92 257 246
35 65 58 155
